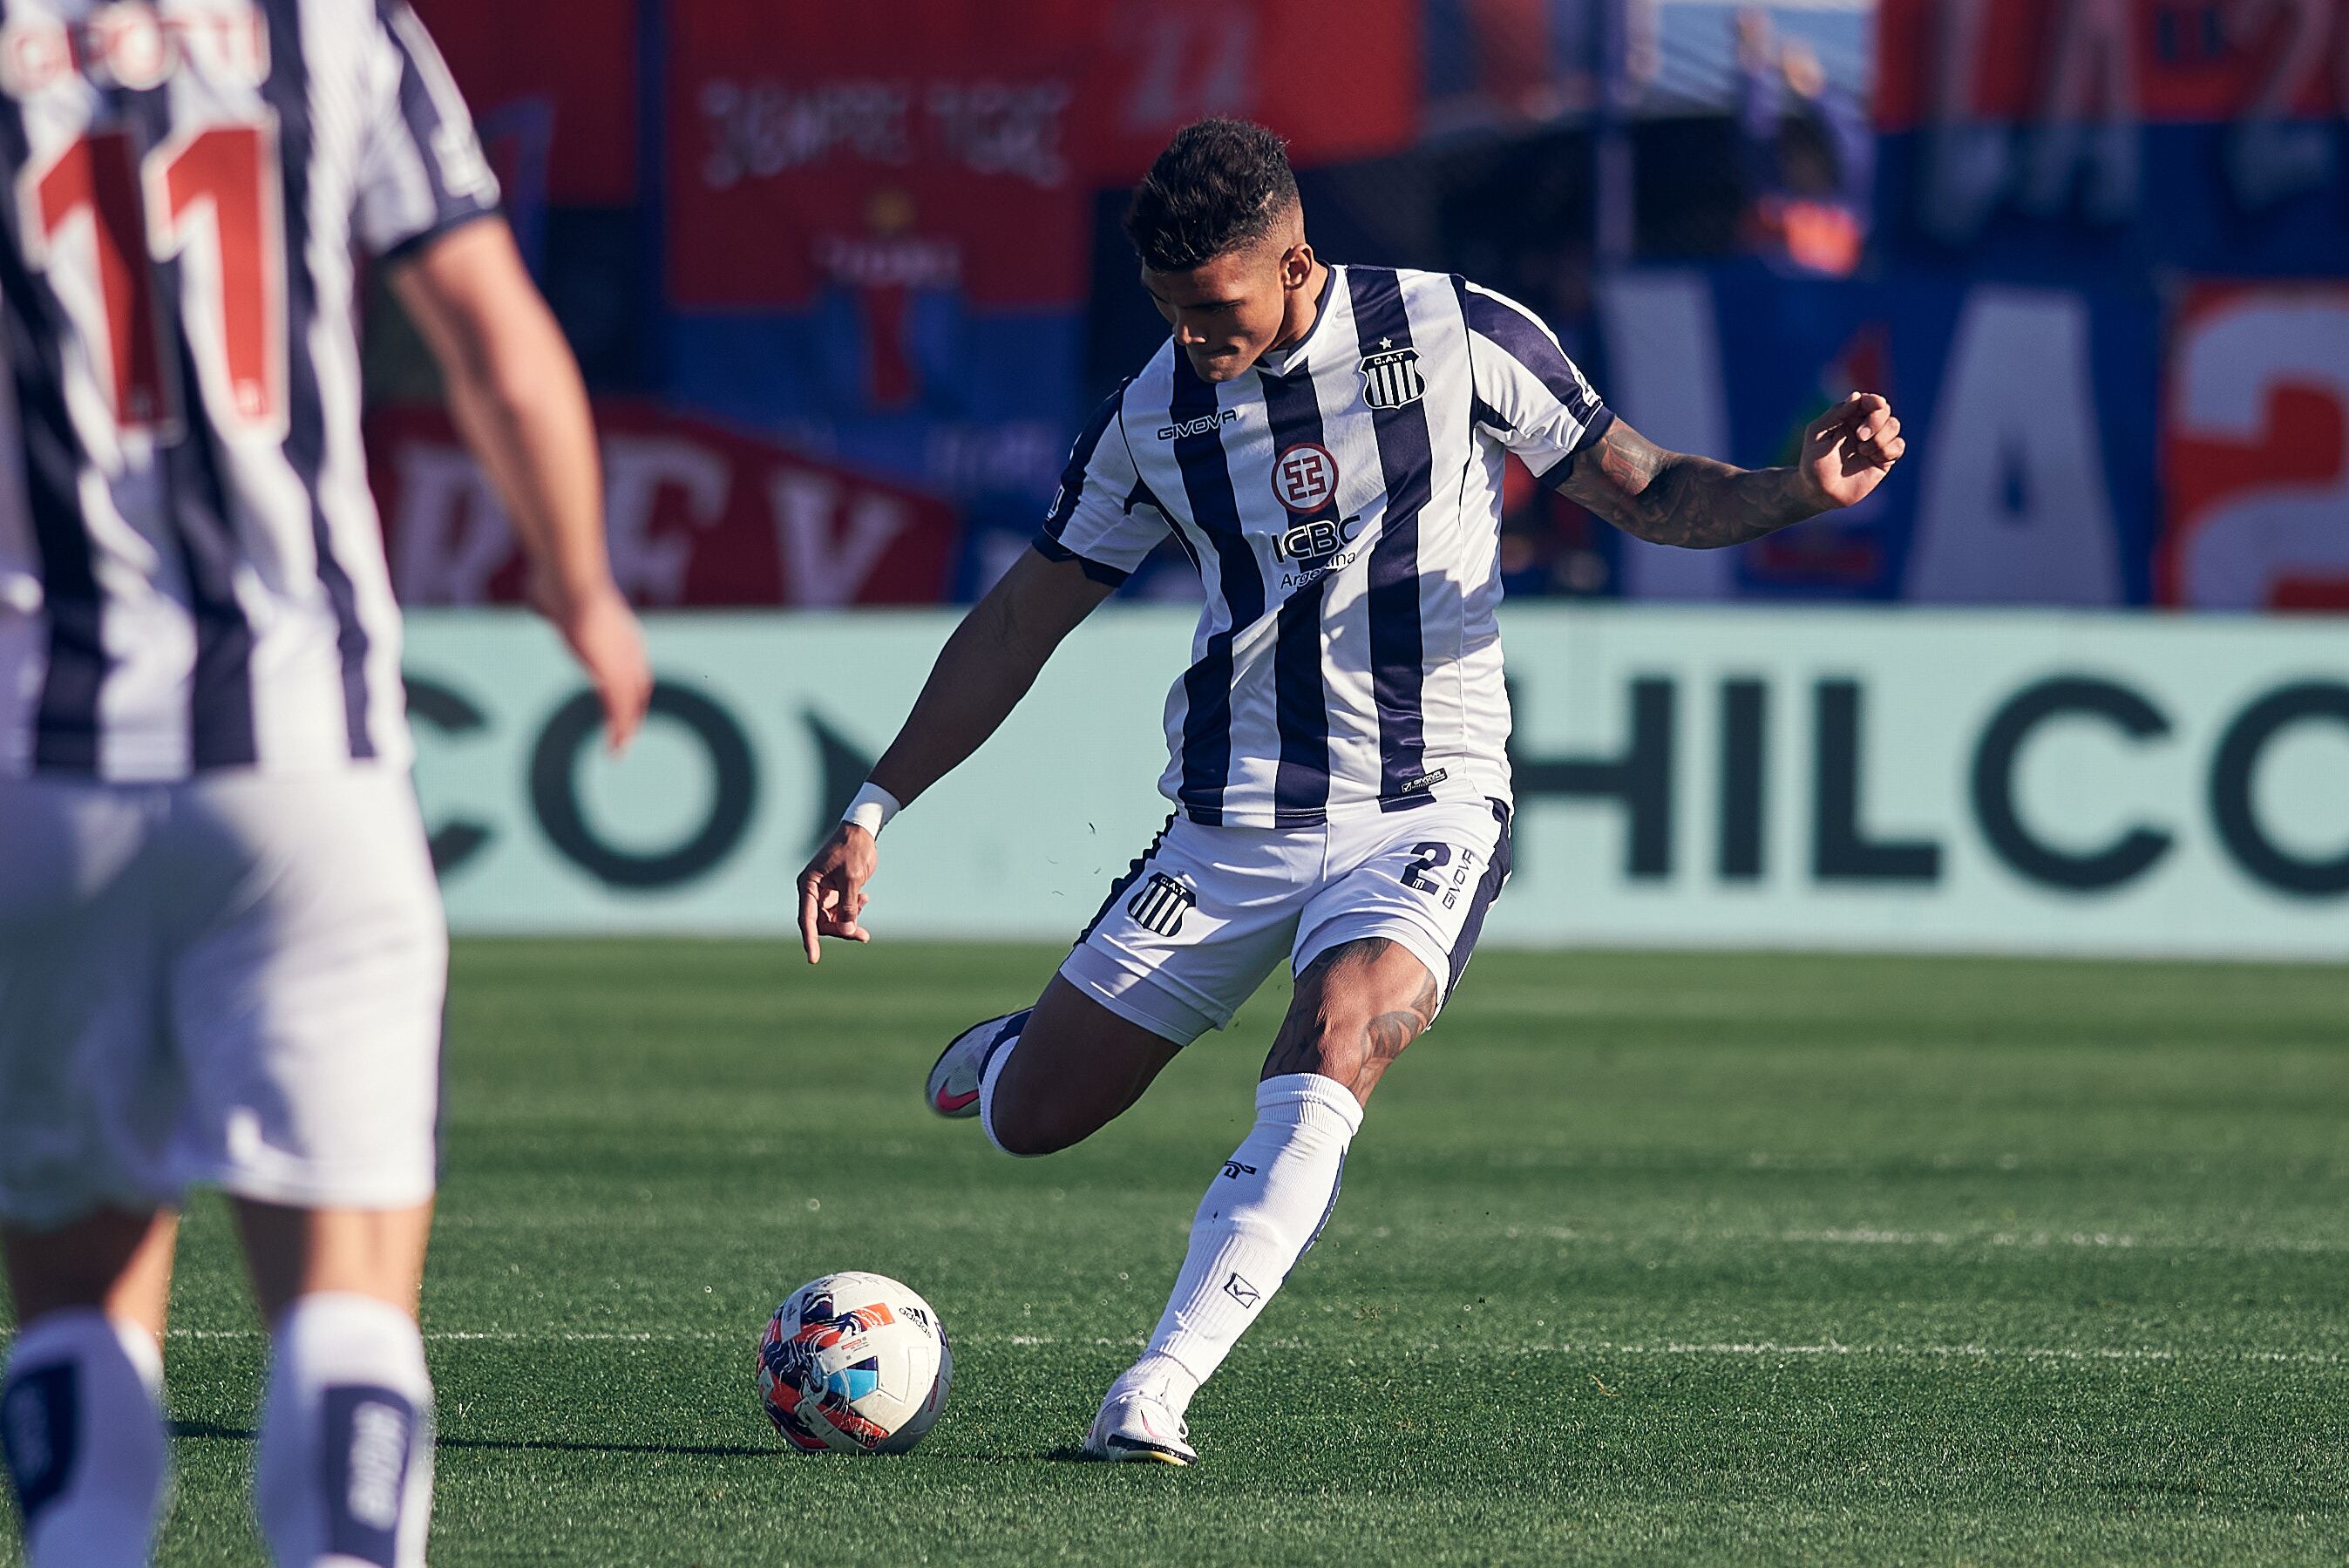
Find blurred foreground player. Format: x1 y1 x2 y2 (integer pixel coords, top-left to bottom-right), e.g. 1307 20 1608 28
0 3 648 1562
799 120 1904 1463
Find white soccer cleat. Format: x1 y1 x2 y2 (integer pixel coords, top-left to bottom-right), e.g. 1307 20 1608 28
924 1009 1029 1119
1083 1384 1198 1466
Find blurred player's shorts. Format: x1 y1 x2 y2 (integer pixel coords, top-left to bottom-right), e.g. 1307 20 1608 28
0 768 446 1229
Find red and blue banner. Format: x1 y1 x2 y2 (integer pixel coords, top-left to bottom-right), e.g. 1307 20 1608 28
2160 281 2349 610
655 0 1419 509
1876 0 2349 273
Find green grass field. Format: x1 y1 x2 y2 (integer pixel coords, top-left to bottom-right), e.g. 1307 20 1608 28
6 940 2347 1565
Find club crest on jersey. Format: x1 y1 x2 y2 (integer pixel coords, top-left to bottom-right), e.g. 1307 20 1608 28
1126 872 1195 939
1270 442 1338 513
1358 345 1425 411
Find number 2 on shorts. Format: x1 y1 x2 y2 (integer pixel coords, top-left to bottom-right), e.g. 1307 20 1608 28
1402 841 1478 907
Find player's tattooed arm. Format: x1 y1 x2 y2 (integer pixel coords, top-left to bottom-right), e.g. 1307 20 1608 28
1558 393 1905 550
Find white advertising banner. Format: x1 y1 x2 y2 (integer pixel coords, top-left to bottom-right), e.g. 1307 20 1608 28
405 608 2349 960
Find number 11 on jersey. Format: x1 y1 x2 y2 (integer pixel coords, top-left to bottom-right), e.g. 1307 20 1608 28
20 114 286 438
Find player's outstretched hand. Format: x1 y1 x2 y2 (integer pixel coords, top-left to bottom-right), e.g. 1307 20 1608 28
798 825 877 964
1799 391 1906 511
538 577 653 752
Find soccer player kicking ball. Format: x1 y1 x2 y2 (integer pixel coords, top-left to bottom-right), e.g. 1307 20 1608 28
798 119 1904 1465
0 5 648 1563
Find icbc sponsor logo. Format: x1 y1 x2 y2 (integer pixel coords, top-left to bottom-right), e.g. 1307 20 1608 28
1273 515 1362 565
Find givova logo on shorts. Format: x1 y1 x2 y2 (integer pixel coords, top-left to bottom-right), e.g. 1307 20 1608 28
1127 872 1196 937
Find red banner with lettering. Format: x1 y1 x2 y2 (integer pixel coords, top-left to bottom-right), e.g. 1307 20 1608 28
665 0 1418 310
2159 282 2349 610
1878 0 2347 131
369 403 961 608
410 0 635 204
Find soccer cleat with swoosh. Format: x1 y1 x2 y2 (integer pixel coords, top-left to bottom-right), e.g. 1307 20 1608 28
924 1009 1029 1119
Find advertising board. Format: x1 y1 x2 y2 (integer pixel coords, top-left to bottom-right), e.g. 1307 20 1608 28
408 608 2349 960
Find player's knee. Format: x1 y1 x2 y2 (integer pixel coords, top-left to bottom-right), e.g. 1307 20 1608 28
982 1061 1095 1157
1264 995 1426 1099
985 1089 1089 1157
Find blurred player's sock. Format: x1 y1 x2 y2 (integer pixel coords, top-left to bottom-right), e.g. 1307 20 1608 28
1 1309 169 1567
1120 1073 1362 1415
255 1293 434 1568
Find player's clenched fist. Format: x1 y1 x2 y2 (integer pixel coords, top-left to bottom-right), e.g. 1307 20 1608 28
1798 391 1905 511
798 824 877 964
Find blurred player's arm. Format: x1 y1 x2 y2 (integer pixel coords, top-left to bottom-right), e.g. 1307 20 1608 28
796 549 1116 961
391 220 651 750
1559 391 1905 549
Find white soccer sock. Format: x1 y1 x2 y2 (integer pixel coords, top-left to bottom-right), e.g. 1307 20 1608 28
1123 1073 1363 1415
2 1310 169 1568
976 1020 1027 1157
254 1293 434 1568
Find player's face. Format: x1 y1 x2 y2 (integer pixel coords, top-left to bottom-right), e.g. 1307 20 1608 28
1142 238 1309 384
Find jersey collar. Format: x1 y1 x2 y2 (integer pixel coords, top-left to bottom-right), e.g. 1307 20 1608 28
1253 262 1341 381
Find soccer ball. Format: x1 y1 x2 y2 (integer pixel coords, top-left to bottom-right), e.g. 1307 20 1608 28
756 1271 953 1454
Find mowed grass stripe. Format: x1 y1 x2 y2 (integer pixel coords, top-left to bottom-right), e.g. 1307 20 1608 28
4 940 2346 1565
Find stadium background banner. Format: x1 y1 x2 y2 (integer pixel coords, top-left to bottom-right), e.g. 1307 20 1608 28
655 0 1418 522
368 404 960 608
1874 0 2349 272
405 608 2349 960
2158 280 2349 612
1595 264 2161 606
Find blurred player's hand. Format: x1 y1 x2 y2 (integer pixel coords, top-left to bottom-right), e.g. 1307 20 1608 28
798 825 876 964
1798 392 1905 511
536 575 652 752
1803 390 1898 509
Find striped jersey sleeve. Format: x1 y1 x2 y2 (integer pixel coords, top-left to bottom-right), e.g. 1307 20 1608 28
1451 279 1612 481
353 1 501 259
1032 381 1167 587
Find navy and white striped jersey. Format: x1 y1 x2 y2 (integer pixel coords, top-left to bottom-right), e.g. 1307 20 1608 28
0 0 497 781
1039 264 1612 827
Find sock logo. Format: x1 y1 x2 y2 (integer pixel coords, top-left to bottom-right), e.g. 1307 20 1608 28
1222 1272 1262 1309
1220 1160 1257 1179
1 1365 77 1524
322 1385 416 1566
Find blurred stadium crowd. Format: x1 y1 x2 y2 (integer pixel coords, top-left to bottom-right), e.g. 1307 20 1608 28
370 0 2349 614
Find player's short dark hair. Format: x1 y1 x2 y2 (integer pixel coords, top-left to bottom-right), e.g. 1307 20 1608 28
1123 119 1300 273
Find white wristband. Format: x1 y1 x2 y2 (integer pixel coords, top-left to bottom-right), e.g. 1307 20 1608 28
842 782 902 838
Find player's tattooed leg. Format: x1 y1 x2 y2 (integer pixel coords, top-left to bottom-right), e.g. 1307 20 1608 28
1261 939 1439 1105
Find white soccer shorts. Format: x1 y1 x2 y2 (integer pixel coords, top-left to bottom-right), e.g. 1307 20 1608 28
0 768 447 1230
1060 797 1514 1047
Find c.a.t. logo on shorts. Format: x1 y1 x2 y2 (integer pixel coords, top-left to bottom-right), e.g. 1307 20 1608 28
1270 443 1337 513
1126 872 1196 938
